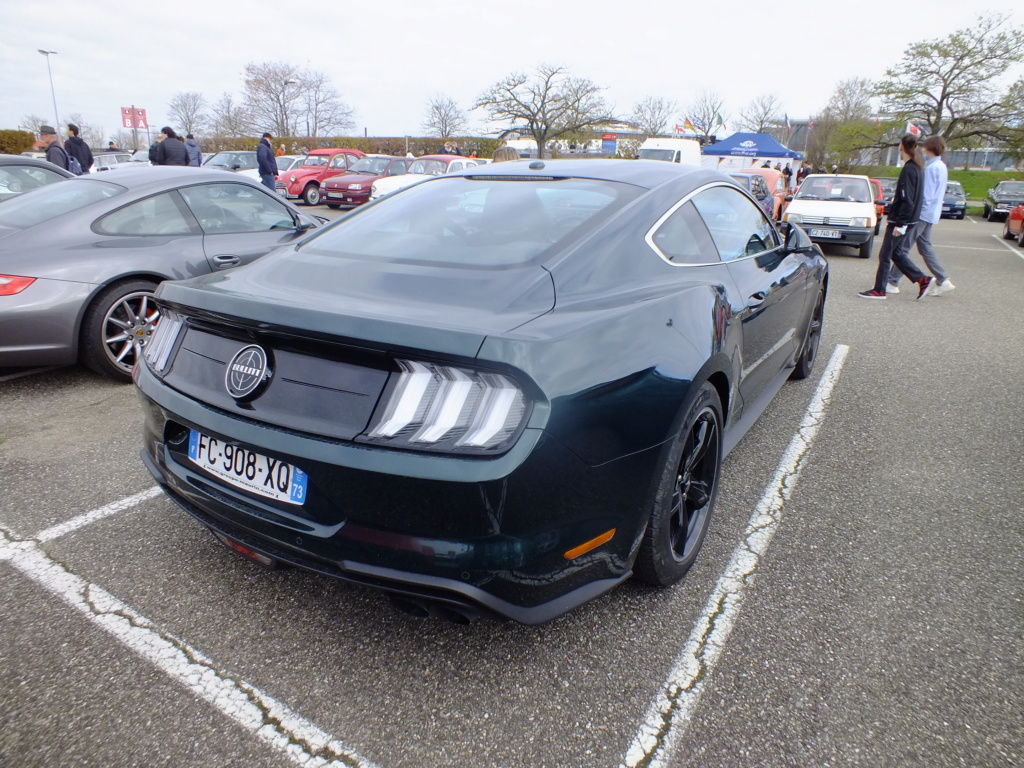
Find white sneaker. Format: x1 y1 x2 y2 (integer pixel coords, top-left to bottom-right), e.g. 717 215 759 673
935 279 955 294
885 283 900 294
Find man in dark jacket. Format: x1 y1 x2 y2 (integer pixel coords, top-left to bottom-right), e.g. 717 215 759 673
185 134 202 167
152 127 190 166
64 124 93 173
39 126 67 170
256 132 277 191
859 133 931 300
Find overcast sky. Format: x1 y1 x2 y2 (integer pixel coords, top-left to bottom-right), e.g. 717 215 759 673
3 0 1023 143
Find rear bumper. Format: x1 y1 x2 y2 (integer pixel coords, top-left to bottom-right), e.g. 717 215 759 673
804 225 873 246
0 278 89 367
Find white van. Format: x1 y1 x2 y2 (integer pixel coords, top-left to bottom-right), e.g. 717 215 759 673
637 138 702 165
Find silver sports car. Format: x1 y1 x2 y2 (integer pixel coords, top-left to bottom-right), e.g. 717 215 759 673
0 166 323 380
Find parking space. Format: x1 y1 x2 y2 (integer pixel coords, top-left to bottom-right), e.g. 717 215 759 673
1 217 1021 767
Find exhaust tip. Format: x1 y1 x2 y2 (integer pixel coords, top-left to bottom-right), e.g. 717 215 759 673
388 594 483 624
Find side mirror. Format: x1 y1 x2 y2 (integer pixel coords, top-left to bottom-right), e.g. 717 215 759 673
965 192 972 198
784 195 794 202
230 164 241 170
782 221 815 254
875 198 883 205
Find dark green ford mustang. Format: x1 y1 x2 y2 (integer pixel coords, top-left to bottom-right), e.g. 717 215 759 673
135 159 828 624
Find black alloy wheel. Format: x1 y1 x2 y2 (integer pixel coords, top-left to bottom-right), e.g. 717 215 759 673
790 289 825 380
80 279 159 382
635 382 722 586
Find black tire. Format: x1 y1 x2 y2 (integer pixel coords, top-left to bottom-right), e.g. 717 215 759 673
1018 226 1024 247
982 205 990 219
1003 220 1015 240
634 382 722 586
790 289 825 380
858 236 873 259
80 279 160 382
302 184 321 206
874 219 881 236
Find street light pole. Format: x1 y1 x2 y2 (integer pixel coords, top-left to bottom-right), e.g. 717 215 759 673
282 79 298 137
38 49 59 130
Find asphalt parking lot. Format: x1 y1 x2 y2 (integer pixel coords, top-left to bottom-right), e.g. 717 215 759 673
1 213 1022 768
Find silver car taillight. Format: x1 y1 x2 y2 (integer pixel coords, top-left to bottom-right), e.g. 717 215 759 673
366 359 528 453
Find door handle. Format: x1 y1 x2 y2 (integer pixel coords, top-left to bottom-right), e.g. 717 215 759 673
212 254 241 269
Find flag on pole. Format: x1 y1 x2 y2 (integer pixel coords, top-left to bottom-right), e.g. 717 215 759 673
683 118 696 133
714 112 725 128
674 123 684 135
906 121 922 136
784 113 791 133
808 118 815 133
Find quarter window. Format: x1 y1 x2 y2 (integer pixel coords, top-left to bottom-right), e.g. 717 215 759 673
179 183 296 234
691 185 779 261
95 191 195 236
648 201 719 264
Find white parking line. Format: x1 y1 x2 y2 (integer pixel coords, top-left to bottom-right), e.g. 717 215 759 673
991 233 1024 261
621 344 850 768
35 487 163 542
0 530 380 768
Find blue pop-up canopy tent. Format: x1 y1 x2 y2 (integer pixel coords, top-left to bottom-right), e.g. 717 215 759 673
702 132 803 159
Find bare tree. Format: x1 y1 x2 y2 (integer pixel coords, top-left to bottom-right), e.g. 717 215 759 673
476 64 618 159
824 78 873 122
18 114 49 133
242 61 305 137
209 92 251 139
737 93 783 133
682 91 727 138
422 94 469 139
168 92 208 137
301 70 355 138
630 96 676 138
110 130 137 151
874 14 1024 142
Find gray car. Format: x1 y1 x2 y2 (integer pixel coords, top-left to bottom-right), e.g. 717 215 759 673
0 165 323 381
0 153 75 202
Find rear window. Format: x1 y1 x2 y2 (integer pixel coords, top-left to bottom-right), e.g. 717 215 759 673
638 149 675 162
300 175 642 267
0 179 124 229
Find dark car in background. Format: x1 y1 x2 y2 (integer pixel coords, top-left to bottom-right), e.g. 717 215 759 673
321 155 411 209
0 153 75 202
0 166 322 380
942 181 968 219
982 180 1024 222
134 159 828 624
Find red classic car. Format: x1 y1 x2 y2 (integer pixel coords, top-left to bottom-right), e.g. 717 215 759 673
869 178 885 235
1002 202 1024 246
321 155 411 209
275 148 365 205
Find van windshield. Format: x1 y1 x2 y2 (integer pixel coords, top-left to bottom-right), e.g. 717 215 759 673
638 149 675 162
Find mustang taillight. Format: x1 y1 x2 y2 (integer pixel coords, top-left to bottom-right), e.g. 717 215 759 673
0 275 35 296
366 359 528 454
143 309 184 375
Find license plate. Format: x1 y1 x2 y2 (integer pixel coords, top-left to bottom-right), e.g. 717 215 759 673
942 206 951 211
276 189 286 196
187 430 307 505
326 191 343 198
809 228 841 238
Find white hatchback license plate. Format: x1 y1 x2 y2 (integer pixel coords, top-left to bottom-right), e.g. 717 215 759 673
188 430 307 505
810 228 841 238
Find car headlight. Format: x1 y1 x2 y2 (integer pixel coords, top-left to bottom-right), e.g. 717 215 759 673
348 183 363 190
850 217 869 227
289 175 297 183
364 359 529 454
143 308 183 376
784 213 802 224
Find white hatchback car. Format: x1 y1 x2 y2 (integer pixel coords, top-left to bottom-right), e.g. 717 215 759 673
782 174 877 258
370 154 480 201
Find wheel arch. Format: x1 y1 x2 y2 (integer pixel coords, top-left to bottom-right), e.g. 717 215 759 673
75 272 167 349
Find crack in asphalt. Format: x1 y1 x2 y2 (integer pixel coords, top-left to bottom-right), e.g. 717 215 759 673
0 528 379 768
622 344 849 768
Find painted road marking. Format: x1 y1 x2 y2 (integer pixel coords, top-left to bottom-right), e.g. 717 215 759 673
991 233 1024 262
621 344 850 768
35 486 162 542
0 530 380 768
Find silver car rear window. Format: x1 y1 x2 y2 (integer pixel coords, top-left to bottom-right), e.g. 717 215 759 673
0 179 124 229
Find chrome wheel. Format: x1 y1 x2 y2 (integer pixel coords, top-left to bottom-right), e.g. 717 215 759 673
81 280 159 381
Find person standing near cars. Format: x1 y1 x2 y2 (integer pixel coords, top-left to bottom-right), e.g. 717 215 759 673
151 127 190 165
184 134 202 167
256 132 277 192
38 126 67 170
885 135 954 295
64 124 93 173
859 133 931 300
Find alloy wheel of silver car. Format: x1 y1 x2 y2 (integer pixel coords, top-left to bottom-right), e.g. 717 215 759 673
81 280 159 381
